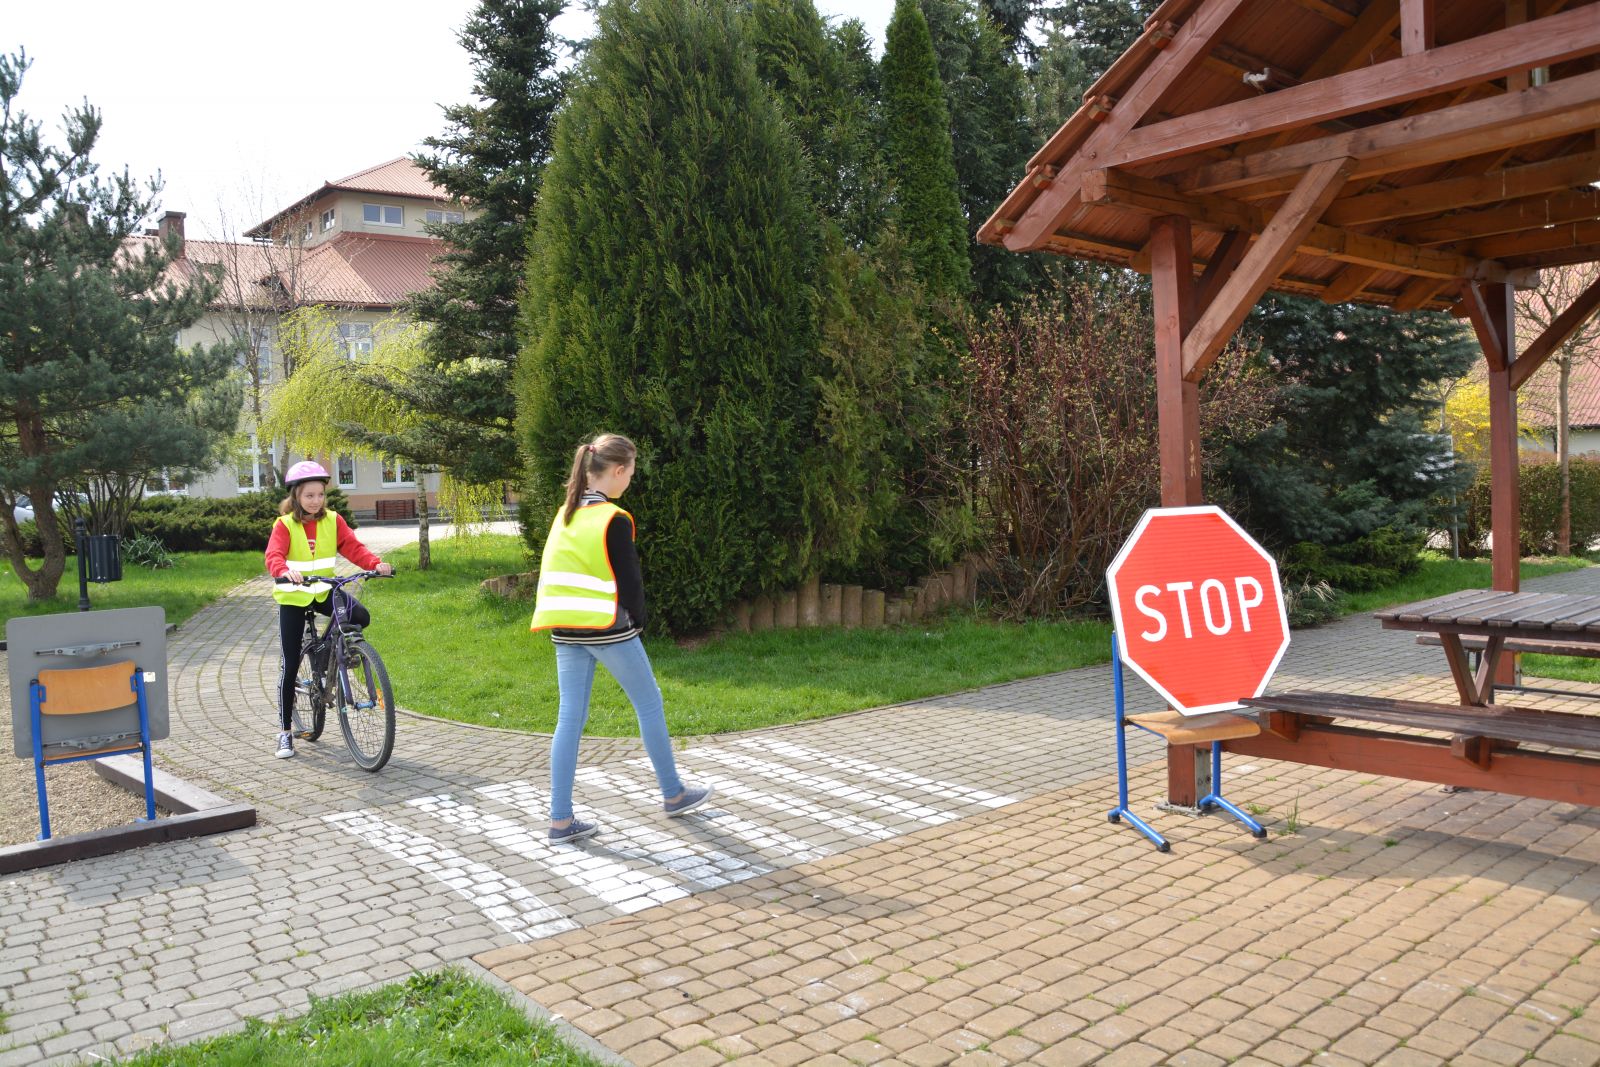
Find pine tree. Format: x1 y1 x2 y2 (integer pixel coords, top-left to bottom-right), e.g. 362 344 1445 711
1047 1 1153 86
0 50 237 600
391 0 567 488
1219 296 1478 552
519 0 823 633
881 0 970 302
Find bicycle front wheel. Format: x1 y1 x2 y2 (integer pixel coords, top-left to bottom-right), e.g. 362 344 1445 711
336 640 395 771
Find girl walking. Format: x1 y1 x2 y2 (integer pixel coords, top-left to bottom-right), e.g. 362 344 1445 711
529 433 710 843
266 460 392 759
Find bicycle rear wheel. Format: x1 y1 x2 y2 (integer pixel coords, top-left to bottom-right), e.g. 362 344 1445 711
280 649 327 741
336 639 395 771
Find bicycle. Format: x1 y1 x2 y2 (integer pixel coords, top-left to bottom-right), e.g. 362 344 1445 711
276 570 397 771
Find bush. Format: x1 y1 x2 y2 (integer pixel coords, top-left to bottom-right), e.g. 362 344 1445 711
14 519 75 557
125 485 357 553
1280 525 1425 592
947 276 1276 619
1462 454 1600 556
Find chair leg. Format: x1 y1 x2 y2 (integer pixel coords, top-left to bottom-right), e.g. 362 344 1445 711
1107 634 1169 852
135 673 156 823
31 693 51 841
1197 741 1266 839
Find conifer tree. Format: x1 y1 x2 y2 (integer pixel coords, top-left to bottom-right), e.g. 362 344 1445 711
0 51 237 600
881 0 970 301
393 0 567 487
923 0 1039 307
520 0 823 633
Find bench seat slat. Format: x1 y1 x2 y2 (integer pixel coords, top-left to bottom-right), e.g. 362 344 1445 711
1242 692 1600 753
1415 633 1600 659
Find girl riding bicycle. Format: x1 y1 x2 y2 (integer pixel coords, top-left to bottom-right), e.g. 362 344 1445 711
529 433 710 843
266 460 392 759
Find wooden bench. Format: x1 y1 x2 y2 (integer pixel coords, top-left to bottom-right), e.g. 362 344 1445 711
1414 633 1600 701
1231 690 1600 805
374 498 417 521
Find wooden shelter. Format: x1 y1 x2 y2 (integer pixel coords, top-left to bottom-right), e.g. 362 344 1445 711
979 0 1600 805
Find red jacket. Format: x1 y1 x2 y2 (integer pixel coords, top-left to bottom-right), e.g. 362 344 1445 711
264 513 382 579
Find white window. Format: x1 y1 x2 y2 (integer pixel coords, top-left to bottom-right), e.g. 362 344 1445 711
381 458 415 487
363 203 403 226
336 454 357 488
302 220 313 241
237 434 278 492
338 322 373 359
146 470 188 495
320 207 336 232
425 209 465 224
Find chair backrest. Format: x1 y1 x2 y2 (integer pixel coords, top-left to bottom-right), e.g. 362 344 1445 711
35 660 138 715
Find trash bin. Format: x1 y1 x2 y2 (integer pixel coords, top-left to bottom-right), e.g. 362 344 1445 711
84 534 122 583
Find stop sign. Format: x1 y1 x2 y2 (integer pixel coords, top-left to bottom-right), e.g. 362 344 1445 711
1106 505 1289 715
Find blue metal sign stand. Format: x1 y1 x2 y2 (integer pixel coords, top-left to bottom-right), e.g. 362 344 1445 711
1108 632 1268 851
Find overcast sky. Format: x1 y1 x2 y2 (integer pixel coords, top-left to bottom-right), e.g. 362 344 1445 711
8 0 898 241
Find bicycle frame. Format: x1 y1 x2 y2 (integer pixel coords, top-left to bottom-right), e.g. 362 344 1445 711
299 572 384 710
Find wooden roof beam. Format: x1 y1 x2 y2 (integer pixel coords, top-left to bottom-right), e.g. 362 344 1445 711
1462 282 1509 370
1324 149 1600 225
1103 5 1600 172
1396 186 1600 244
1082 167 1504 280
1321 265 1385 303
1002 0 1253 252
1182 157 1356 380
1474 217 1600 259
1180 68 1600 194
1510 272 1600 388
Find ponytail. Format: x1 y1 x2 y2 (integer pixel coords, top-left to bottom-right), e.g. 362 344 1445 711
563 433 637 523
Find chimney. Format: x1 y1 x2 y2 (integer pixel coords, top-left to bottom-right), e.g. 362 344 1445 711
158 210 186 257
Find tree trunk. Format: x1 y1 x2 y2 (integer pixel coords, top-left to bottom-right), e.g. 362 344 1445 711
416 479 431 571
1558 355 1572 557
5 496 69 602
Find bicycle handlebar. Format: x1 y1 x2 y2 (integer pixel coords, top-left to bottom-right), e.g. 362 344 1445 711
273 570 396 587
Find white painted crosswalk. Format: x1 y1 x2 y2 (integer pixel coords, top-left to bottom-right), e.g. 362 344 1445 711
323 743 1019 944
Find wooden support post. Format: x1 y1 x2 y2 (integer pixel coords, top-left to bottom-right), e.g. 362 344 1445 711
1150 213 1205 807
1152 215 1203 509
1470 281 1521 688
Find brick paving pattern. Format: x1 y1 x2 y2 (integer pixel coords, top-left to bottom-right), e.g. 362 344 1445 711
2 564 1599 1065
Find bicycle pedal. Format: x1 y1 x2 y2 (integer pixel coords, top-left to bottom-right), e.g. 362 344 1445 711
295 730 316 740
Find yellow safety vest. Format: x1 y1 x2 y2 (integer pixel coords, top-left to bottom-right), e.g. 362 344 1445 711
272 513 338 607
529 503 632 632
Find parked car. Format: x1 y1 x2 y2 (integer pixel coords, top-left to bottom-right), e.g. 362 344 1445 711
11 492 87 527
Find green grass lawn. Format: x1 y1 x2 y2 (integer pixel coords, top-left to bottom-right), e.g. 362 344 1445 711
359 534 1110 736
358 535 1595 737
1334 552 1588 615
1 550 264 627
114 969 607 1066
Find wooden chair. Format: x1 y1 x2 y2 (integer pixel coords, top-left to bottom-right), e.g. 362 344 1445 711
29 660 156 840
1109 633 1267 851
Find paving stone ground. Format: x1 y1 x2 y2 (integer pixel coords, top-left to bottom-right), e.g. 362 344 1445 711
3 560 1600 1066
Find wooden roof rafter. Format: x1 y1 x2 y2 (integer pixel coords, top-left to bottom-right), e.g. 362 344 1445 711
979 0 1600 315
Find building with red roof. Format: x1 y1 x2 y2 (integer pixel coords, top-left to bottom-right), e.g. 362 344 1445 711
149 158 470 516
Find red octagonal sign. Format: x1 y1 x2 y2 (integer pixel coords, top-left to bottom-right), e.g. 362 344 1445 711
1106 505 1289 715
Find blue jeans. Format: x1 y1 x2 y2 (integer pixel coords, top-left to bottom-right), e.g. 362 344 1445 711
550 637 684 822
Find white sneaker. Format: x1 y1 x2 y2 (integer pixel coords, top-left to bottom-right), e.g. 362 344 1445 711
275 731 295 759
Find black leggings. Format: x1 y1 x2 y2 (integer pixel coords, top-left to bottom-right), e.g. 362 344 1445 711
277 592 370 729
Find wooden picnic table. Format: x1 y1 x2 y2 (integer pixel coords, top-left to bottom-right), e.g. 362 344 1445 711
1374 589 1600 706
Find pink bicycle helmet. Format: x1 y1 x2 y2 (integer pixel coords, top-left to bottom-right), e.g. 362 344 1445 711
284 460 331 488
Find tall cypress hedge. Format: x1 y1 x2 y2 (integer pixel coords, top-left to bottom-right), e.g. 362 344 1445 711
518 0 822 634
882 0 970 302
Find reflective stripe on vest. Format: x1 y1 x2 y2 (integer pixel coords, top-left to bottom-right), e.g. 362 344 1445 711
272 513 339 607
529 503 632 632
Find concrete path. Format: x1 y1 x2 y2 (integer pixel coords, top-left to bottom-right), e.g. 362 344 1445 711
3 564 1600 1066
